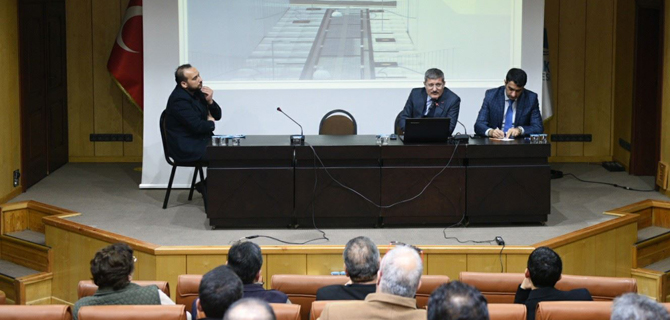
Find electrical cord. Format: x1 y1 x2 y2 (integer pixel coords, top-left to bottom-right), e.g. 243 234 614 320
564 173 655 192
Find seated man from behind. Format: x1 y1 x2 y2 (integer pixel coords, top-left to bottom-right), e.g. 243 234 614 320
514 247 592 320
319 245 426 320
224 298 277 320
228 241 289 303
317 236 380 300
196 265 244 320
611 293 670 320
427 281 489 320
73 243 174 320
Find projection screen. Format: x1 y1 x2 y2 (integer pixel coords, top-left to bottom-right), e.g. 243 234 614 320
141 0 545 188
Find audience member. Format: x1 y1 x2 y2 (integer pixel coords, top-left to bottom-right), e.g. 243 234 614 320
196 265 243 320
317 236 380 300
318 245 426 320
514 247 592 320
427 281 489 320
611 293 670 320
224 298 277 320
73 243 173 320
228 241 289 303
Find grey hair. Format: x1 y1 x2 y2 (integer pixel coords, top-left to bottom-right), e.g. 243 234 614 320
224 298 276 320
379 245 423 298
424 68 444 82
611 293 670 320
344 236 380 282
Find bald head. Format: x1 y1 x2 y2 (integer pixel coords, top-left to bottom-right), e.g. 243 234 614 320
223 298 276 320
378 245 423 298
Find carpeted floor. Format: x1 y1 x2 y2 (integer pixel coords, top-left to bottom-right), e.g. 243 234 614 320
9 162 669 246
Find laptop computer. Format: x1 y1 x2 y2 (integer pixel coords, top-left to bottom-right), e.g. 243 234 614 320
400 117 451 143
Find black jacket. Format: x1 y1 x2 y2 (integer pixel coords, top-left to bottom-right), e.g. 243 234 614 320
316 284 376 301
164 85 222 162
514 286 593 320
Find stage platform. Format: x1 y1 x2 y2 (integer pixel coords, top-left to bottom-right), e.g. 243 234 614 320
3 162 670 304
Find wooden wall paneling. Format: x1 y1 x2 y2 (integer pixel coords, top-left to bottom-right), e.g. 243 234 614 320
20 274 52 305
156 255 186 299
186 254 226 275
615 223 637 277
638 208 654 229
612 0 635 168
1 210 28 234
45 226 71 303
556 0 586 157
306 254 343 275
425 254 466 280
631 268 664 301
266 255 307 282
593 229 617 276
584 0 614 157
0 240 49 272
65 0 94 158
262 254 268 289
134 251 156 282
0 274 16 304
505 254 529 273
554 237 596 276
652 208 670 228
91 0 123 157
28 210 47 233
662 0 670 192
0 0 22 201
119 0 143 158
544 0 560 157
466 254 507 273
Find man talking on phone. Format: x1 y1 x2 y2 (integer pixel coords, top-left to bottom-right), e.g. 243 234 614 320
164 64 222 196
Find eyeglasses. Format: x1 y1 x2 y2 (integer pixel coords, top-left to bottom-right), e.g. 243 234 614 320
133 256 137 263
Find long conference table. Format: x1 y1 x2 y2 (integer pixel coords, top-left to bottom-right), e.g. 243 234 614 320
206 135 551 228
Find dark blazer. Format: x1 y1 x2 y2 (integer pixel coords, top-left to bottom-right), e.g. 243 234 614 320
316 283 376 301
474 86 543 136
243 283 289 303
164 85 222 163
398 87 461 135
514 286 593 320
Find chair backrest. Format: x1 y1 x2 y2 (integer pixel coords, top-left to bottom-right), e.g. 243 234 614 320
535 301 612 320
415 275 450 308
77 280 170 299
270 303 301 320
309 300 332 320
271 275 348 320
319 109 357 135
488 303 526 320
77 305 185 320
159 110 174 166
459 272 637 303
394 111 403 135
0 290 5 305
176 274 203 314
0 305 72 320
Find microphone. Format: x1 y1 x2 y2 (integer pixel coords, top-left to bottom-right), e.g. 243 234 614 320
276 107 305 145
452 120 470 143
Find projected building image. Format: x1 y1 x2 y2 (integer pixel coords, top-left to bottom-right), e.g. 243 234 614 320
184 0 519 82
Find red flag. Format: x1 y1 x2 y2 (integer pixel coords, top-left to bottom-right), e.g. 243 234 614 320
108 0 143 110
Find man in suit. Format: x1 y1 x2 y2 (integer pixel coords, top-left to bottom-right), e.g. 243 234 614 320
318 245 426 320
316 236 380 301
427 281 489 320
514 247 592 320
164 64 222 194
474 68 543 138
611 293 670 320
398 68 460 135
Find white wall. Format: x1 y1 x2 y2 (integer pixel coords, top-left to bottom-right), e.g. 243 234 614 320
141 0 544 188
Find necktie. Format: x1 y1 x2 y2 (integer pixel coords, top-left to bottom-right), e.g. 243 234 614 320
426 100 437 118
503 99 514 132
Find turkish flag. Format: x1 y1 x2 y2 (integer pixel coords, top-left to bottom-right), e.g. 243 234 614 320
108 0 143 110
